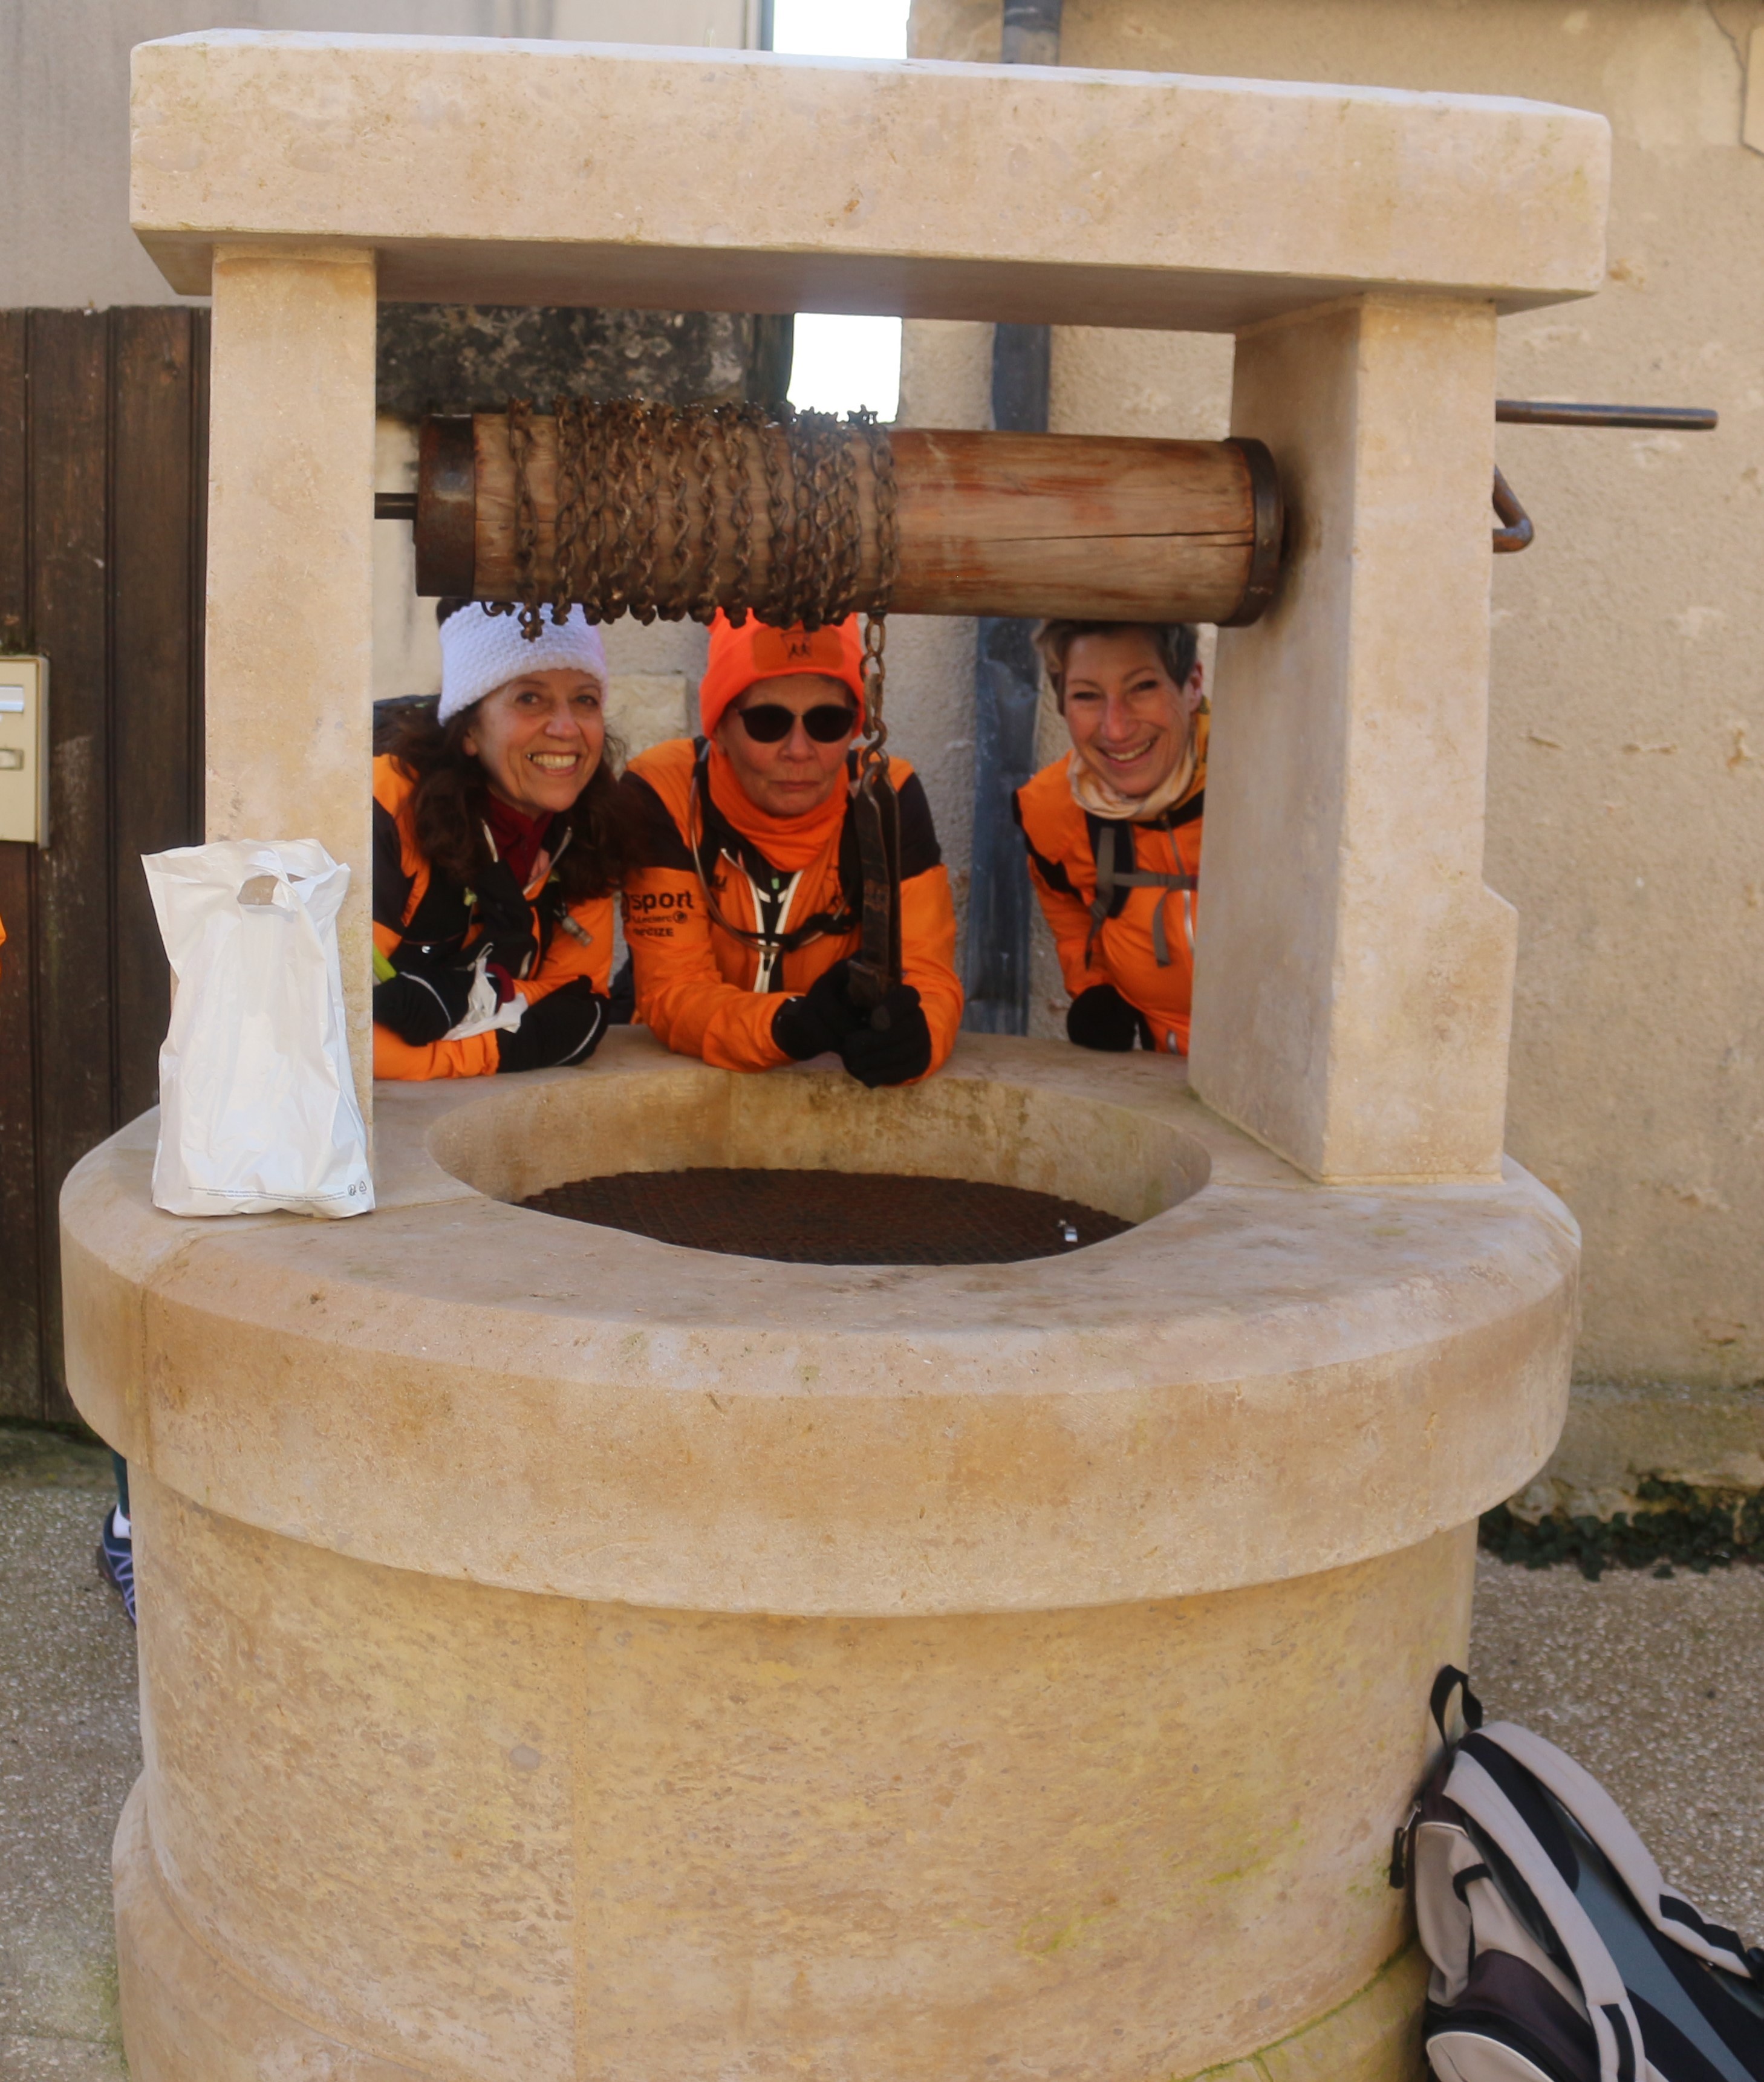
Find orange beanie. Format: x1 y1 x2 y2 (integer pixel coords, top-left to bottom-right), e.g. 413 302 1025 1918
698 613 865 738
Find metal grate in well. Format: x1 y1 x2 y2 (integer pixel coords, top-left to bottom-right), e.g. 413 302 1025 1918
518 1168 1134 1266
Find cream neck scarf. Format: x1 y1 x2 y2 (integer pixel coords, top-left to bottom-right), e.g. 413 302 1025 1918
1068 729 1199 824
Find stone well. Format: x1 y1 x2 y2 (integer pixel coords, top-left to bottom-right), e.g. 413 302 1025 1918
59 30 1609 2081
66 1033 1577 2079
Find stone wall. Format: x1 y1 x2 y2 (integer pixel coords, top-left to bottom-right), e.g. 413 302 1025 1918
906 0 1764 1435
0 0 761 309
375 305 767 418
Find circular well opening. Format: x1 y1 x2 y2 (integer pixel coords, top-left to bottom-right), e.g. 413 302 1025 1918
428 1064 1209 1266
519 1166 1132 1264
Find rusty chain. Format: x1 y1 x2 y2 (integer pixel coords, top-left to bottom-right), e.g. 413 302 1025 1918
859 611 888 764
583 397 612 620
503 399 899 642
604 400 635 621
756 402 796 626
861 411 899 615
828 417 863 622
550 396 587 626
720 405 755 629
501 398 544 639
630 401 662 622
688 405 721 622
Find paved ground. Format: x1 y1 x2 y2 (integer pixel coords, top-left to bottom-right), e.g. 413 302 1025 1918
1471 1546 1764 1936
0 1426 137 2082
1 1419 1760 2081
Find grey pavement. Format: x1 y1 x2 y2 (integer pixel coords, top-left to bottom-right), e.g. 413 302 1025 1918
1471 1544 1764 1936
1 1426 136 2082
0 1419 1760 2082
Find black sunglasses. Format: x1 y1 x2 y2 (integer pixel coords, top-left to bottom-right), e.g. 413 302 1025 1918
735 701 858 746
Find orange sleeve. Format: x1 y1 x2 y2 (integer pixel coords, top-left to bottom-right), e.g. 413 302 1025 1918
373 1022 501 1081
899 864 963 1079
1024 851 1110 1002
519 891 614 1001
1015 773 1110 1005
374 892 613 1081
624 865 792 1073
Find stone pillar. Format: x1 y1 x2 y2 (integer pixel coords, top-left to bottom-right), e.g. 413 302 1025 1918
1188 294 1517 1184
204 244 379 1123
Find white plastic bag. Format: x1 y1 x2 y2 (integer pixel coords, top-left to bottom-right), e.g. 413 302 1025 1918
145 839 374 1218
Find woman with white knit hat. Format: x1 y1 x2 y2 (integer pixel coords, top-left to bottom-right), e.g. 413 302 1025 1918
371 598 624 1079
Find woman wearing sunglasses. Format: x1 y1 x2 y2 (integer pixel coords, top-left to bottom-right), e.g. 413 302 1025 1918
620 612 963 1085
370 598 622 1079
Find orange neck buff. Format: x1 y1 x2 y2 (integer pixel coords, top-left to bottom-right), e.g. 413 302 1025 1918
703 743 849 875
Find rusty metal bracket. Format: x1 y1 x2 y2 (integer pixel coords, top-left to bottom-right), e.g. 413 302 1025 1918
1492 467 1533 554
1489 399 1717 555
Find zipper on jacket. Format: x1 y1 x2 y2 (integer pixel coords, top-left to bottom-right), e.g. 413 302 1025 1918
745 864 804 993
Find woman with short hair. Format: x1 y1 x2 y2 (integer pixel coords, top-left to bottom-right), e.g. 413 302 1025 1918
371 599 623 1079
1013 619 1206 1055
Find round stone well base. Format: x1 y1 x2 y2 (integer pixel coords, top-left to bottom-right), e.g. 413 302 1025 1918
60 1032 1578 2081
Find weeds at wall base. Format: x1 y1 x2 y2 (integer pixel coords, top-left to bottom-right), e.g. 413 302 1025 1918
1480 1477 1764 1581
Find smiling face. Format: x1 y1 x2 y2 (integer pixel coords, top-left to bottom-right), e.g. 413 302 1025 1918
712 673 859 819
461 668 607 817
1062 629 1203 801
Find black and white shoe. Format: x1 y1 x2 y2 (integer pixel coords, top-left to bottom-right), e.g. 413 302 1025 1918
97 1507 135 1627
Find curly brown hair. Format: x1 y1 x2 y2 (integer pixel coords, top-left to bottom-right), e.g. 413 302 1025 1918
380 601 627 900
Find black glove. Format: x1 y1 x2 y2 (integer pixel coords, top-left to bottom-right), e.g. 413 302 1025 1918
772 960 865 1061
496 980 608 1072
469 859 539 981
1066 982 1142 1052
374 965 474 1046
839 981 932 1088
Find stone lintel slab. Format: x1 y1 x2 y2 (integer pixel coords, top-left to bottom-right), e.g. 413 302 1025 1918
60 1033 1580 1619
130 33 1610 330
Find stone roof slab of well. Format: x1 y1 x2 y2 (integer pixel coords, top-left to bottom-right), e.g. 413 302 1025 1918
131 32 1610 328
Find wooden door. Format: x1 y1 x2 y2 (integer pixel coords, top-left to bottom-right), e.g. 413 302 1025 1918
0 308 208 1422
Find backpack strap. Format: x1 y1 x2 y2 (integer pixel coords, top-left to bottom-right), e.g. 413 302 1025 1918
1477 1722 1764 1985
1430 1664 1486 1744
1447 1747 1646 2082
1391 1665 1486 1888
1084 812 1200 969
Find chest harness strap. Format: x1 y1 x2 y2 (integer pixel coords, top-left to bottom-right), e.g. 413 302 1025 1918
1086 816 1199 971
686 743 860 987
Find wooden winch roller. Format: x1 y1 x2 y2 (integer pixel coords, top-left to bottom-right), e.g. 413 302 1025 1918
393 405 1284 628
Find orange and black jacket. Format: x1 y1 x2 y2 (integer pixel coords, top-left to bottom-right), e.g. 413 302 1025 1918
371 753 613 1081
620 737 964 1075
1013 751 1205 1056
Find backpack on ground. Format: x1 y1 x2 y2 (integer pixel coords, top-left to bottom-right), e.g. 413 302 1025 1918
1398 1666 1764 2082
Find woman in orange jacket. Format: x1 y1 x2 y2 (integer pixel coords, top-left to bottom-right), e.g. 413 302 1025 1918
372 599 622 1079
620 613 963 1085
1014 620 1206 1055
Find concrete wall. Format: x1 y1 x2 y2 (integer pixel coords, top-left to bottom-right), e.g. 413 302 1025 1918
908 0 1764 1413
0 0 760 309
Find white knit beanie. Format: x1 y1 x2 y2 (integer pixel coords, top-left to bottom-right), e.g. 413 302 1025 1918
437 604 609 726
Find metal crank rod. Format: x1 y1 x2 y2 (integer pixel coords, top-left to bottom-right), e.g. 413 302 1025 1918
1489 399 1718 553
